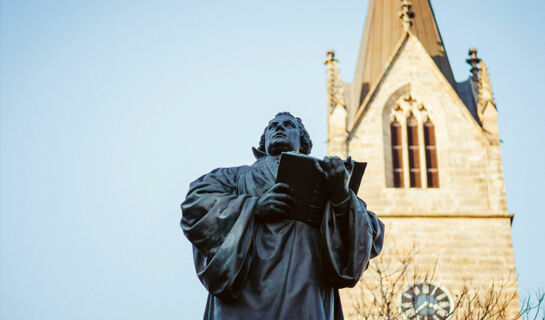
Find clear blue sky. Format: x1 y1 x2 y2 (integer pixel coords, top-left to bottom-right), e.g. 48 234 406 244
1 1 544 319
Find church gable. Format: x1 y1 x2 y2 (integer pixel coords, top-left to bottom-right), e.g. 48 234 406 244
348 34 494 215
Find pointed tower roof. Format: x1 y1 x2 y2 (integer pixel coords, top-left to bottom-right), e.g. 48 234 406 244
353 0 456 105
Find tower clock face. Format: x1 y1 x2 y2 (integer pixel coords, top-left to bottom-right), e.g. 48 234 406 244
399 281 454 320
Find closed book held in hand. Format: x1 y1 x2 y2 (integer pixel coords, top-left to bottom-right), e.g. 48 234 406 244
275 152 366 226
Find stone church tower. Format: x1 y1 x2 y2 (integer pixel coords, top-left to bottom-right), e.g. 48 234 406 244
325 0 519 318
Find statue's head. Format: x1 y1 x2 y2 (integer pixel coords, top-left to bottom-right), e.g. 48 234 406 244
258 112 312 156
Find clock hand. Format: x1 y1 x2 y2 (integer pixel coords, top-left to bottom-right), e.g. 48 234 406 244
415 301 429 313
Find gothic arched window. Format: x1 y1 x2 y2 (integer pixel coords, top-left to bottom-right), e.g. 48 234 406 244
407 114 421 188
424 119 439 188
387 93 439 189
390 120 404 188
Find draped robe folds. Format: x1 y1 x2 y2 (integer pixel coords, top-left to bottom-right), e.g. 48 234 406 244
181 154 384 320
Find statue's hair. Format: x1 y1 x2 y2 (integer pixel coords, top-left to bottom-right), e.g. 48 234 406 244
258 112 313 155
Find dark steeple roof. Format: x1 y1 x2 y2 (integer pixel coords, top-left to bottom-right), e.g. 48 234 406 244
352 0 456 106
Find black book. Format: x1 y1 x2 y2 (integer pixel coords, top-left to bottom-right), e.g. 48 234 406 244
275 152 367 226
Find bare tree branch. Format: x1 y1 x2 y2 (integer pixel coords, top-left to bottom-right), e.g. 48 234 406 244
350 243 544 320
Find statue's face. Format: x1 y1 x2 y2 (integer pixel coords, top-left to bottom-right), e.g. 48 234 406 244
264 115 301 156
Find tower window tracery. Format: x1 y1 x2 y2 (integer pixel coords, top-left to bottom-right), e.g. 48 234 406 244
387 94 439 189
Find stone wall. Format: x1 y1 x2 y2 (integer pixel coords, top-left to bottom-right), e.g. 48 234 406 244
340 217 519 318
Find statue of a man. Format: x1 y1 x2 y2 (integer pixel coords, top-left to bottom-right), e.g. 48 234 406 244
181 112 384 319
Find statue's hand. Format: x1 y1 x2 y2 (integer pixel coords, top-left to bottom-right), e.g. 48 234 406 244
315 156 352 204
255 183 296 222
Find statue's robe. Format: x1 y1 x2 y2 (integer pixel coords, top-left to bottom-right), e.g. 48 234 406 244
181 153 384 320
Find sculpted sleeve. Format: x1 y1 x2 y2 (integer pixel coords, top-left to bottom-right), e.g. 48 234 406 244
181 167 258 299
320 192 384 288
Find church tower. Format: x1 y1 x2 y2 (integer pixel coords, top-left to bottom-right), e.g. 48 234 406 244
325 0 519 318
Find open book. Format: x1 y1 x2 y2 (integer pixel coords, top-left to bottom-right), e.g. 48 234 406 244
275 152 367 226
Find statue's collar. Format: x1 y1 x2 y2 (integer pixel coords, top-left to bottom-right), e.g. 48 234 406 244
252 147 284 164
252 147 268 159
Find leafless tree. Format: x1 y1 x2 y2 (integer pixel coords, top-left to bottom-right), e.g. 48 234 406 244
349 245 544 320
520 290 545 320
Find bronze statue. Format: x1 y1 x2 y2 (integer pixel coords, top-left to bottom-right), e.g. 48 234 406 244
181 112 384 319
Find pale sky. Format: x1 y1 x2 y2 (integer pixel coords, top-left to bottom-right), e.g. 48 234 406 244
1 1 544 319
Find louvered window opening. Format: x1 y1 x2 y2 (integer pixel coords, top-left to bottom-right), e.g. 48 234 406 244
390 120 404 187
390 112 440 188
424 120 439 188
407 114 421 188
